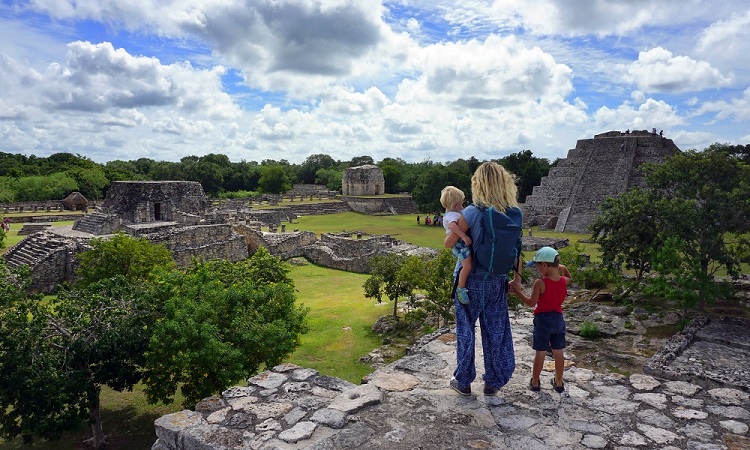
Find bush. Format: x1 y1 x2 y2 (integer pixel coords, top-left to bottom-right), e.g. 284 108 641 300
578 321 601 339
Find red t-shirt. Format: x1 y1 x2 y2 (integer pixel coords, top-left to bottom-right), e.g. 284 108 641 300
533 277 567 314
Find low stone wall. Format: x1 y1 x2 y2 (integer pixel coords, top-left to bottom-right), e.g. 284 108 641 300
342 197 417 215
18 223 53 235
3 214 83 223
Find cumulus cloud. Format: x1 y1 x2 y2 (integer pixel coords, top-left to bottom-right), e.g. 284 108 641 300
593 97 685 131
422 0 727 37
619 47 733 93
398 35 573 108
691 87 750 122
696 8 750 73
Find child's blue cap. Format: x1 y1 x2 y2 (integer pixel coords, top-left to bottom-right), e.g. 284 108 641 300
526 246 558 267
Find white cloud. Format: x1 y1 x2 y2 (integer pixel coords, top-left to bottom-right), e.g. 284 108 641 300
619 47 732 93
593 98 685 131
692 87 750 122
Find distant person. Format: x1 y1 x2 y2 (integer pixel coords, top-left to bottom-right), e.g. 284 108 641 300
440 186 472 305
417 215 420 225
528 227 533 237
425 216 431 226
510 246 572 393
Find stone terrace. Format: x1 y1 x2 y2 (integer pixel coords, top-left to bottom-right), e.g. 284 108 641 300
153 312 750 450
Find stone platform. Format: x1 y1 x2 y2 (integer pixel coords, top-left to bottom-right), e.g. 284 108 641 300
153 311 750 450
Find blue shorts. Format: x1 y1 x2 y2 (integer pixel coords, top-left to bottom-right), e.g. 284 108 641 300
452 240 471 262
532 312 566 351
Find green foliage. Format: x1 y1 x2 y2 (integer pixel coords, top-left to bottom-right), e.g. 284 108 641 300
591 188 663 288
398 250 455 329
496 150 551 202
315 167 343 192
15 172 79 201
363 253 416 318
578 321 601 339
592 146 750 309
641 237 734 309
299 153 337 184
258 164 292 194
217 190 257 199
0 177 17 202
411 161 471 213
0 264 153 447
65 166 109 199
75 233 175 287
144 250 307 407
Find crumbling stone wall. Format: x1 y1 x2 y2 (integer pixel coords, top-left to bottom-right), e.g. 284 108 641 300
130 224 248 266
342 165 384 196
99 181 208 224
240 226 318 260
523 130 680 233
302 233 436 273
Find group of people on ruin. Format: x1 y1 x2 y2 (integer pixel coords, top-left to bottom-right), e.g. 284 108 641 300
439 162 572 397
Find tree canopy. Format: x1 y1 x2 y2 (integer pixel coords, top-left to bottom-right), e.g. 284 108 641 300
0 240 308 448
591 145 750 308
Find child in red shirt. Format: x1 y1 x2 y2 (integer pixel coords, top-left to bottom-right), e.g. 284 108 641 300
511 246 572 393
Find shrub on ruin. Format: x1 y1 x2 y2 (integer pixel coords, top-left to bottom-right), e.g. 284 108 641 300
578 321 601 339
75 233 175 288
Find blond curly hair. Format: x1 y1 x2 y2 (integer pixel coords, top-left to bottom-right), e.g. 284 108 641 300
471 161 518 211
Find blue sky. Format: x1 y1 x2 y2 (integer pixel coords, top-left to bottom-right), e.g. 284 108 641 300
1 1 748 165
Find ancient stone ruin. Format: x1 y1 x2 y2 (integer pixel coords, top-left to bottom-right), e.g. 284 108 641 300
74 181 208 235
62 191 88 211
523 130 680 233
4 181 247 291
341 165 384 196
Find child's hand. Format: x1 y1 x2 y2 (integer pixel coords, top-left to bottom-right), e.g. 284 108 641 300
463 236 472 246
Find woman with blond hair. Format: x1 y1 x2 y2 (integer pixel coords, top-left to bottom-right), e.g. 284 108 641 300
444 161 523 397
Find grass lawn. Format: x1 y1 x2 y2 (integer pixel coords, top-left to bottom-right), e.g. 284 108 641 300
292 211 446 249
285 263 386 382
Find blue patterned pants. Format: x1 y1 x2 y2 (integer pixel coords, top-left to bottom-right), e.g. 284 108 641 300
453 272 515 389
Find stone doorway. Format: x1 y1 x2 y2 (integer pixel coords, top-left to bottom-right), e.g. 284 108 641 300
154 202 162 221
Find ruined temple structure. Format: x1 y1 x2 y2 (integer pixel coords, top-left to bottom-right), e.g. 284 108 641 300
342 165 384 196
5 181 248 292
74 181 208 234
523 130 680 233
62 191 88 211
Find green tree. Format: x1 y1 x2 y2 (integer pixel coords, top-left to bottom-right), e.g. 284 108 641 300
411 161 472 213
0 177 16 202
640 149 750 309
590 188 665 297
497 150 551 202
299 153 337 184
315 167 343 192
144 249 308 406
0 261 154 448
403 249 455 328
66 166 110 199
363 253 417 318
75 233 175 288
592 146 750 309
349 155 374 167
258 164 292 194
15 172 79 201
